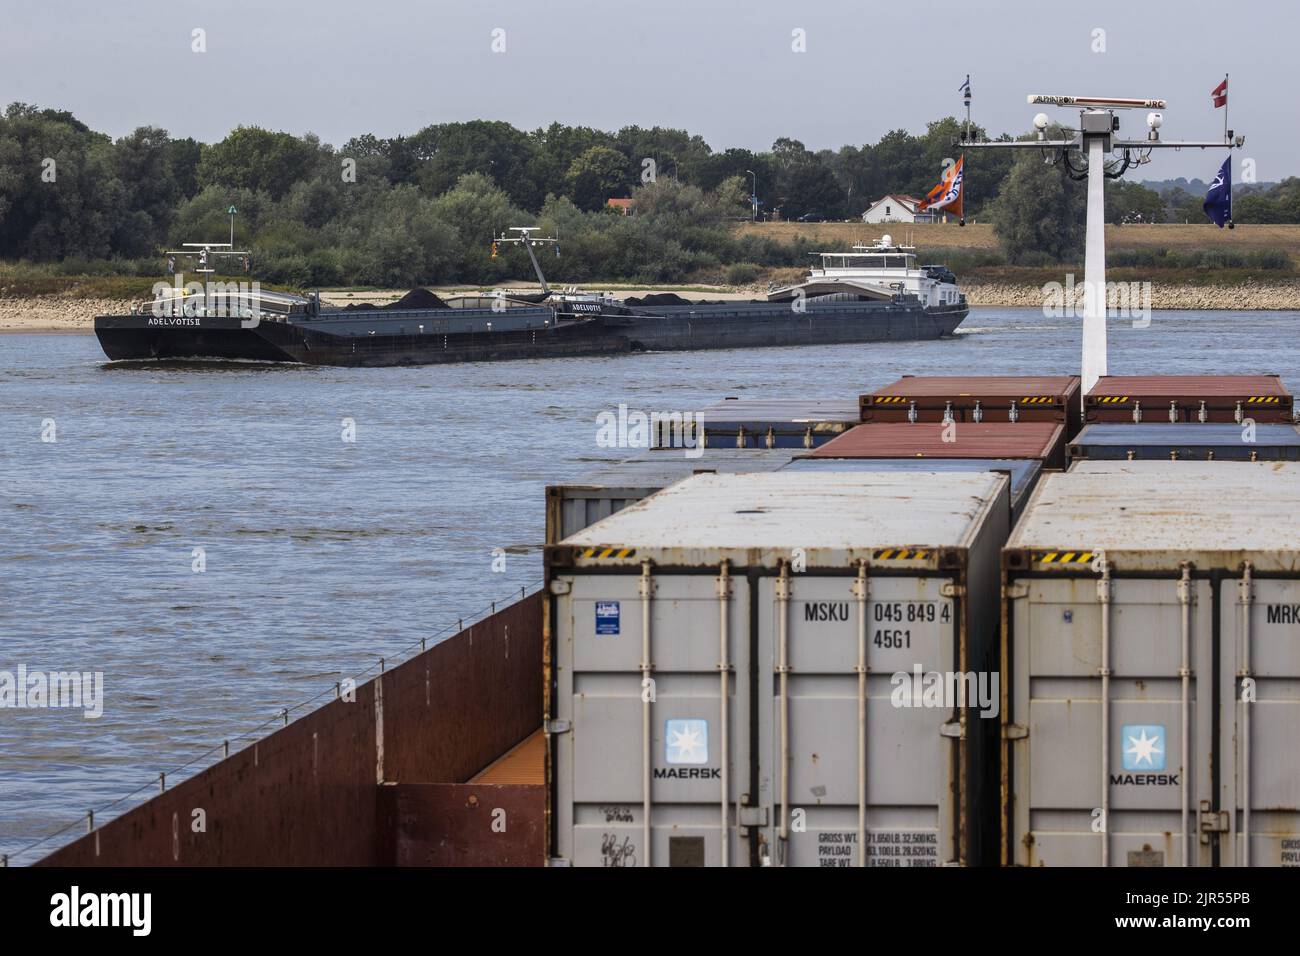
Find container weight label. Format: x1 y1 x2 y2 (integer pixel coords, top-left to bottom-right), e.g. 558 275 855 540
816 830 938 867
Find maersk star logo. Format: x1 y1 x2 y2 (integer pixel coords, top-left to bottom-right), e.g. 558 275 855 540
1121 724 1166 771
665 719 708 765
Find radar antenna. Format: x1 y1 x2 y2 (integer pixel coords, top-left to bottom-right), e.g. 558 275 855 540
956 81 1243 399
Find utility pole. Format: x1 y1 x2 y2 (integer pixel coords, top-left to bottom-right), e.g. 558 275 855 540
958 89 1243 400
746 169 758 221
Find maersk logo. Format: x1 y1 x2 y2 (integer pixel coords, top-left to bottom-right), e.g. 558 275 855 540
664 719 707 764
1121 725 1165 771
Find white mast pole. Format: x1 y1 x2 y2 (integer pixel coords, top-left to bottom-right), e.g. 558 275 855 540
1081 132 1108 395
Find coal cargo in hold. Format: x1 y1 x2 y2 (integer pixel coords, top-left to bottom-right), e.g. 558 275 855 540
545 470 1011 867
1002 460 1300 867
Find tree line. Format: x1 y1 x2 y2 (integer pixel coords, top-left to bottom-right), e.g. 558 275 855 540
1 102 1295 287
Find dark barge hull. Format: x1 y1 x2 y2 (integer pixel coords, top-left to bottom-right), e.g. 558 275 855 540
95 312 629 366
94 301 967 367
620 300 967 351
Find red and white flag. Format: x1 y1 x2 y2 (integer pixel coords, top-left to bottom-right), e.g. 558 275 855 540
1211 78 1228 108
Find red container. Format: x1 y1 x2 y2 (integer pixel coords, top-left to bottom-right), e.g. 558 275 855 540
809 421 1067 469
862 375 1082 436
1085 374 1295 424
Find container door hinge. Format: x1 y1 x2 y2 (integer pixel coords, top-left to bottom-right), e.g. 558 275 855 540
547 857 572 867
1198 800 1228 843
738 806 768 827
1003 723 1028 740
939 582 965 598
548 580 571 595
940 721 963 739
1004 583 1030 600
546 719 571 735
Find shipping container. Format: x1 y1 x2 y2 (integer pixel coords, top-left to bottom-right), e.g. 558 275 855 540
545 470 1011 867
782 457 1044 522
1085 374 1295 424
652 397 860 450
861 375 1082 436
1002 460 1300 866
546 449 795 543
1069 423 1300 461
807 421 1067 470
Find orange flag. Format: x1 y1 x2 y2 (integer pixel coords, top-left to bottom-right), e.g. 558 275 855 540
917 155 964 218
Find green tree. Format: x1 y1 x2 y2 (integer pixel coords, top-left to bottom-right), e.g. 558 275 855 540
565 145 629 211
196 127 323 199
1105 179 1164 224
989 128 1085 264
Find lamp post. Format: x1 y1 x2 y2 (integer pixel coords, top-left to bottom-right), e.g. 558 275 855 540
745 169 757 221
228 205 237 248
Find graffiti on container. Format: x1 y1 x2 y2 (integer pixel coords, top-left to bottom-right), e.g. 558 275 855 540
600 833 637 867
600 805 634 823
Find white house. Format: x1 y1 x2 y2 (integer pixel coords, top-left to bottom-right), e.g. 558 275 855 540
861 194 940 224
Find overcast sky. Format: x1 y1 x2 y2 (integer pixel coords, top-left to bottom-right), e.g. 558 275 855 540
1 0 1284 182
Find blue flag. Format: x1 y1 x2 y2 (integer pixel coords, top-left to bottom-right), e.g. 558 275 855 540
1203 157 1231 227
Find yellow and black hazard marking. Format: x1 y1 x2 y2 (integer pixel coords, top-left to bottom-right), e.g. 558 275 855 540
1035 551 1095 565
873 547 930 560
576 547 637 559
1245 396 1282 404
1019 396 1057 405
873 395 909 405
1092 396 1130 405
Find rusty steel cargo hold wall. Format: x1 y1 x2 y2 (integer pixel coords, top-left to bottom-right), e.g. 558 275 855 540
1001 462 1300 867
37 595 542 866
861 375 1082 436
545 471 1011 867
1085 374 1295 424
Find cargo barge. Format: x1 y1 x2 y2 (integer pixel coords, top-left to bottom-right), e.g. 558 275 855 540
27 376 1300 868
93 234 968 366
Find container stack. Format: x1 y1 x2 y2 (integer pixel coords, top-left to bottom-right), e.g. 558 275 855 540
547 372 1300 866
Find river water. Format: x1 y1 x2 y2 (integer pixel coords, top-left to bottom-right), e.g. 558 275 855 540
1 307 1296 863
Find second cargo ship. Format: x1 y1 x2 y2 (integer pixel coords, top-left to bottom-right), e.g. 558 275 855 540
93 232 968 366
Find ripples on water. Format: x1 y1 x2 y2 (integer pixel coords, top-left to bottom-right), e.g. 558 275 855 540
0 308 1296 862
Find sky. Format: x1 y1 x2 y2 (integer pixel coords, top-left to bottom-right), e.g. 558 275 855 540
0 0 1286 182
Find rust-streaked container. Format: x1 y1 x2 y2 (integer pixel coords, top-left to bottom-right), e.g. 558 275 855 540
861 375 1082 436
1085 374 1295 424
808 421 1067 470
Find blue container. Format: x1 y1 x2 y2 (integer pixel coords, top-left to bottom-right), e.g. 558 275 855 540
654 398 860 450
1068 423 1300 462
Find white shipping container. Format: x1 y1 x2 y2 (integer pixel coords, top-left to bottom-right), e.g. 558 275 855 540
1003 460 1300 866
545 471 1011 867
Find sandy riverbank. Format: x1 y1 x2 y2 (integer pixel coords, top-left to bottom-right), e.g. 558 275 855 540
3 280 1297 332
